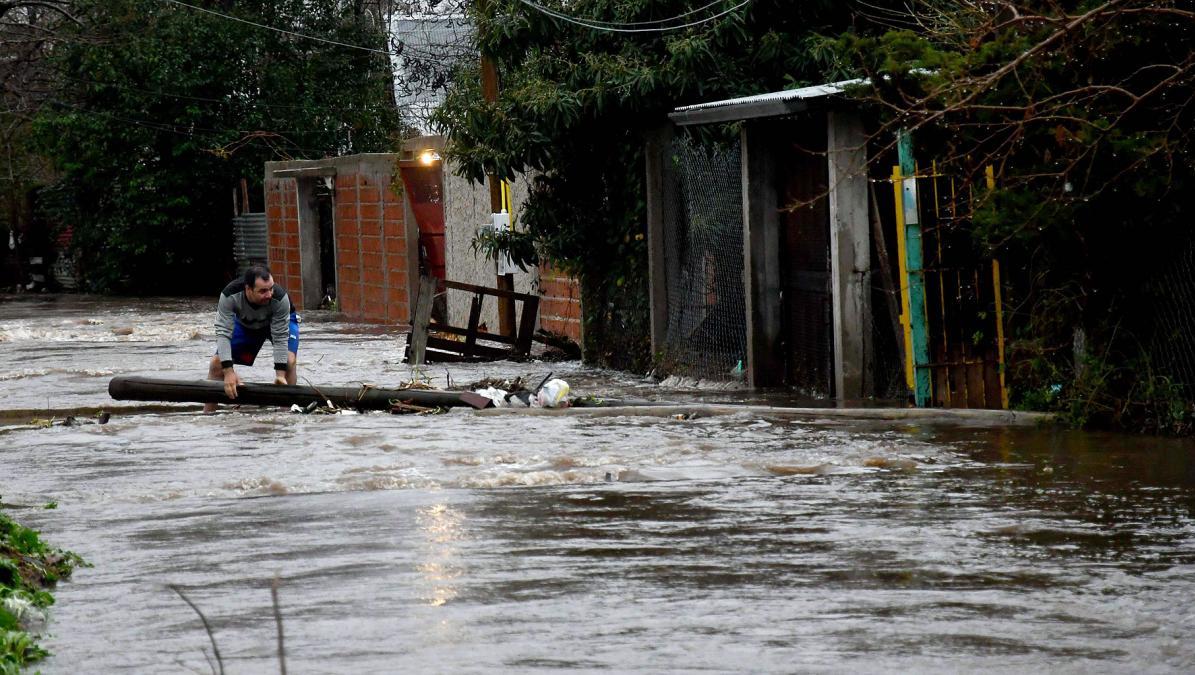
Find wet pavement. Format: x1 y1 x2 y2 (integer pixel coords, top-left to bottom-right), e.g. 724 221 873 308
2 294 1194 673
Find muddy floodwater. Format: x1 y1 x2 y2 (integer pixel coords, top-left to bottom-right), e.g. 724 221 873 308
2 295 1195 673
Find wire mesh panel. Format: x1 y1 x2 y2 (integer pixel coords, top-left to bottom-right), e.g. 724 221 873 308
1148 235 1195 395
659 132 747 380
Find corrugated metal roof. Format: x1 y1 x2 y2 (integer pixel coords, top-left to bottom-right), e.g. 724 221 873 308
669 78 866 126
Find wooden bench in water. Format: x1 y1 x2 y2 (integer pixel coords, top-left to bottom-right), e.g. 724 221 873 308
108 376 493 410
405 276 540 364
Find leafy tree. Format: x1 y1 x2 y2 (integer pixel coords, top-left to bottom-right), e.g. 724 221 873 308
829 0 1195 429
433 0 853 369
1 1 77 279
34 0 401 292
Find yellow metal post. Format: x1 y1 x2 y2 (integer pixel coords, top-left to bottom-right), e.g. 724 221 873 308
892 166 914 392
992 259 1009 409
984 166 1009 409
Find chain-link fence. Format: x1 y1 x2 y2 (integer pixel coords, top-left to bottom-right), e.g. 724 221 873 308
657 128 907 399
1147 234 1195 395
659 131 748 380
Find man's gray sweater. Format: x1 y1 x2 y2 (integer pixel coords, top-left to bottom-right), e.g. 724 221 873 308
214 280 292 371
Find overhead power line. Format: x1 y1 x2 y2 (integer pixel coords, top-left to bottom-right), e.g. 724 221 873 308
533 0 730 27
515 0 754 33
59 74 395 114
161 0 394 55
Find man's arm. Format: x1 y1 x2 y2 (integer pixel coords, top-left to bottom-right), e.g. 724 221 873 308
270 293 292 380
214 293 237 368
214 293 242 398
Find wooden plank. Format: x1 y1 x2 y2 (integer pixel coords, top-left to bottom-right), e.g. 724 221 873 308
645 124 674 357
426 335 513 360
741 121 784 388
428 323 517 345
443 279 537 303
463 294 482 358
408 276 436 367
515 295 539 356
827 110 872 403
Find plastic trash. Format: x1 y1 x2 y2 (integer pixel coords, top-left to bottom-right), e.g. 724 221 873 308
535 379 570 408
473 386 510 407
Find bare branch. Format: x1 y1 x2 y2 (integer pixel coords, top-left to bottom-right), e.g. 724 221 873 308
167 585 226 675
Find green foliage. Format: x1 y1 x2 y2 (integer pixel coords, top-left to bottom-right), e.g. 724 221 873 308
0 511 85 671
34 0 401 293
828 0 1195 432
1 628 49 675
434 0 852 369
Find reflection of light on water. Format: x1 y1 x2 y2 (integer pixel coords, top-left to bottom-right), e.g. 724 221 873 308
416 503 465 607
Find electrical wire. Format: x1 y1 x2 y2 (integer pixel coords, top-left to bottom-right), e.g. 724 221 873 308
58 73 396 114
160 0 395 55
515 0 753 33
46 98 383 142
522 0 730 27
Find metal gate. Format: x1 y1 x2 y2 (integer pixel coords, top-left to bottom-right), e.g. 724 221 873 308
891 163 1008 409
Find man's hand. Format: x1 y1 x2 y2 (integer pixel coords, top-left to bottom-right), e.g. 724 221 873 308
223 368 242 399
273 371 288 385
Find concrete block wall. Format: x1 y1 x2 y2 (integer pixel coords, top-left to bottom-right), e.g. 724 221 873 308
265 154 417 324
332 171 411 323
265 178 303 307
441 165 584 343
442 166 536 329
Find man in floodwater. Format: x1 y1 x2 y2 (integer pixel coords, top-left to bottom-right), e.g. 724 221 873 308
204 264 298 413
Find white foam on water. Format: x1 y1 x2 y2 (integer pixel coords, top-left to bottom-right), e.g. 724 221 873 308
0 368 51 381
0 319 206 343
457 468 604 488
223 476 291 496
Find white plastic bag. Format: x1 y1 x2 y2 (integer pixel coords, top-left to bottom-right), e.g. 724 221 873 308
535 379 570 408
473 386 510 407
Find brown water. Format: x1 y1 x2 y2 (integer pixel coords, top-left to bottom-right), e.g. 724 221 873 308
2 295 1195 673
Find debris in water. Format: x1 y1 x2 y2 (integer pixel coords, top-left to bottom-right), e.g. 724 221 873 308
390 400 447 415
27 412 111 428
463 376 528 393
535 379 570 408
862 457 918 471
765 464 833 476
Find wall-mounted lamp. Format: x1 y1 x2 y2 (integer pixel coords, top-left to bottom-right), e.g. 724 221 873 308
419 150 441 166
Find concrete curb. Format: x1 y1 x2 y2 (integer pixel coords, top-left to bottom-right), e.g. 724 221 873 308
473 404 1055 427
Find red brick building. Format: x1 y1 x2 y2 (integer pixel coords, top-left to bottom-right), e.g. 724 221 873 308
264 154 418 323
263 149 583 345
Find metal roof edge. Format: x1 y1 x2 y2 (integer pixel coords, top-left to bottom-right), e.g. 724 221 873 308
668 78 868 126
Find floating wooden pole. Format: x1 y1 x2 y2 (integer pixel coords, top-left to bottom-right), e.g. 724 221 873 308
108 376 492 410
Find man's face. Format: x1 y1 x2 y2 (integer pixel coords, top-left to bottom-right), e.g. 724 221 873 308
246 275 274 306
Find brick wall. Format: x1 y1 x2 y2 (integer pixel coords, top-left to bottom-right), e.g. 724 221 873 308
334 172 410 324
538 263 582 342
264 156 414 324
265 178 303 308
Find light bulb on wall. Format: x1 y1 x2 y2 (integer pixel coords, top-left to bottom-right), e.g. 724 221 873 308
419 150 441 166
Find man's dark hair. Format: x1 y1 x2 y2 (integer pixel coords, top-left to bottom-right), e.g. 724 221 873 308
244 264 272 288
